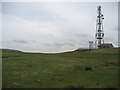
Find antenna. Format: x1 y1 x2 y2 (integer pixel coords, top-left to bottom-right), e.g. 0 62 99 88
95 6 104 48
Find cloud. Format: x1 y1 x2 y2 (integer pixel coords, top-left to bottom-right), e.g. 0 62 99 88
75 34 93 38
2 2 64 23
54 42 75 47
2 2 118 53
12 40 29 43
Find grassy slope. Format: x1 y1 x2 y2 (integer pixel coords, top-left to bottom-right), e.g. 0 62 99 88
0 50 2 89
2 48 119 88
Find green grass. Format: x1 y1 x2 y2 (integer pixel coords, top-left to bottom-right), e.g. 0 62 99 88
2 48 119 88
0 49 2 89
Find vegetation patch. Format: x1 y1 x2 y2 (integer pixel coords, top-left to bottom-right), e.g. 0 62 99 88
65 84 84 88
102 62 118 66
2 48 119 88
73 65 92 71
83 67 92 71
73 65 82 71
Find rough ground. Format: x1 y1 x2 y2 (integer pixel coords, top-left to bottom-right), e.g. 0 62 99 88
2 48 119 88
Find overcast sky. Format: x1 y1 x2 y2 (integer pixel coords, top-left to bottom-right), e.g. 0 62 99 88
1 2 118 53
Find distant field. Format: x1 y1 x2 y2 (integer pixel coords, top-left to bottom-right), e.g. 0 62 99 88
2 48 119 88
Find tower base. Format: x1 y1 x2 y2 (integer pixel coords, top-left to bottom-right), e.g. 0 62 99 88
98 43 114 49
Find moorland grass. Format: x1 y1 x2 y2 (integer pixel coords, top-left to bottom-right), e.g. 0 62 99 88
2 48 119 88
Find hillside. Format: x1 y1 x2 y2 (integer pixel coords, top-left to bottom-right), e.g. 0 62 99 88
1 48 119 88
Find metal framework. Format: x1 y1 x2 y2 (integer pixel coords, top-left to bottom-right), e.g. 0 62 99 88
95 6 104 48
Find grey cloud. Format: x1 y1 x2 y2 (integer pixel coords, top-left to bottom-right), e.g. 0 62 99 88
2 2 118 53
43 43 53 46
112 26 118 31
12 40 37 43
12 40 29 43
54 42 65 47
64 42 75 46
30 40 37 43
68 39 77 43
105 37 116 41
75 34 92 38
54 42 75 47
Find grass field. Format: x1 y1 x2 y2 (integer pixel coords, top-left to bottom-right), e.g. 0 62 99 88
2 48 119 88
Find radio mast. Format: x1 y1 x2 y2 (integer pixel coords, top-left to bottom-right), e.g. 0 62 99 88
95 6 104 48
